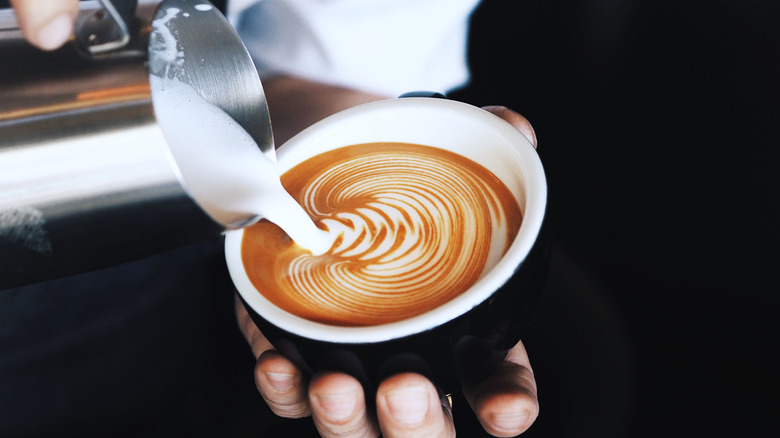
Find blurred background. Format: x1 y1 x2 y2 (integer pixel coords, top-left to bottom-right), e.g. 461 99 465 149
449 0 778 436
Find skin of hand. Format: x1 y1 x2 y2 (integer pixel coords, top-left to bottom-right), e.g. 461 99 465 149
238 75 540 438
10 0 79 50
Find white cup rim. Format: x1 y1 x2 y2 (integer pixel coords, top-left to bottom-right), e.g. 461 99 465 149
225 98 547 343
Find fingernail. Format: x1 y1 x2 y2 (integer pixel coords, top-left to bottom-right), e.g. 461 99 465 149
384 386 429 425
37 14 72 50
491 410 530 433
264 372 294 392
313 391 358 421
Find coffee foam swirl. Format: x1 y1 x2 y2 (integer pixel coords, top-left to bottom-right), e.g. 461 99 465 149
242 143 522 326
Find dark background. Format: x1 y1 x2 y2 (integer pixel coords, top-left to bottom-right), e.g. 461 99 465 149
451 0 778 436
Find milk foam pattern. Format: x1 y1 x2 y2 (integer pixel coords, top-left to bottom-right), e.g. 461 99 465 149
243 143 522 326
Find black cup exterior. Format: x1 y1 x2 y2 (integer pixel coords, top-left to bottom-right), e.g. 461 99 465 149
238 211 550 394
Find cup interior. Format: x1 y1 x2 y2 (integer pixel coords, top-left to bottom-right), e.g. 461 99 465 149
225 98 546 343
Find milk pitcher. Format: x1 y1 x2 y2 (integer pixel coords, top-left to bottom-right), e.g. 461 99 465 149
0 0 274 289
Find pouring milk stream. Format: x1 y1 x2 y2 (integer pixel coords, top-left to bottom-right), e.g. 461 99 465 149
149 5 332 255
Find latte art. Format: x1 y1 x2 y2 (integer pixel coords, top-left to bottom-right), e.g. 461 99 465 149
242 142 522 326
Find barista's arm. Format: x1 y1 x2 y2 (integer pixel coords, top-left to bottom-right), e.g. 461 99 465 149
9 0 79 50
262 75 537 150
262 75 388 146
240 74 540 438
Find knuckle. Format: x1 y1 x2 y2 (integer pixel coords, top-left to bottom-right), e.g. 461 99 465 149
266 397 311 419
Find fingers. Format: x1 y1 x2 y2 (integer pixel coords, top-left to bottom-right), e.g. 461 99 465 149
309 372 380 438
376 373 455 438
306 371 457 438
234 293 274 358
237 292 535 436
10 0 79 50
462 340 539 437
237 294 310 418
255 350 311 418
482 105 538 149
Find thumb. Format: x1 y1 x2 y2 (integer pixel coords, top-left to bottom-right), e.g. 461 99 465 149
482 105 538 149
10 0 79 50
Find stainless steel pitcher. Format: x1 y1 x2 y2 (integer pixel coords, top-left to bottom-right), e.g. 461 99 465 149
0 0 274 289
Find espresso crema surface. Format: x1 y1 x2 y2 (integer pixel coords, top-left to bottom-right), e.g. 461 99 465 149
242 142 522 326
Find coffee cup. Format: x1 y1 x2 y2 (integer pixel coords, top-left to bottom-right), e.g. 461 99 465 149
225 97 549 393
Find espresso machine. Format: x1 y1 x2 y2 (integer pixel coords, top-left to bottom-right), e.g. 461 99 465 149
0 0 274 289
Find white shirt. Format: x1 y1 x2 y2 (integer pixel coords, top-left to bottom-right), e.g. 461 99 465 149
228 0 481 97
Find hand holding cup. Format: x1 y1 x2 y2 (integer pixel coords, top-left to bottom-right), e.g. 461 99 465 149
230 98 548 437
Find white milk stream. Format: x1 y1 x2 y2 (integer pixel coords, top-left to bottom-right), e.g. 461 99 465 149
149 6 332 255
